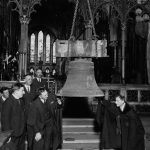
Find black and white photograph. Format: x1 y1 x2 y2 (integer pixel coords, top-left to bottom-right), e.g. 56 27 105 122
0 0 150 149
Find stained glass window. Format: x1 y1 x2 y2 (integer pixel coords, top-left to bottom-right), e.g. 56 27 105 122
30 31 55 64
30 33 35 62
46 34 50 63
53 42 56 63
38 31 43 61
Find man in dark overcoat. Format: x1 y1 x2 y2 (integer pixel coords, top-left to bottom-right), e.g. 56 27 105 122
1 83 26 150
46 94 63 150
115 95 145 150
96 97 121 150
0 87 10 129
22 74 36 150
96 95 145 150
27 87 54 150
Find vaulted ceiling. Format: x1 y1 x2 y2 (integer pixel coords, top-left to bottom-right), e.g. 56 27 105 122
29 0 75 39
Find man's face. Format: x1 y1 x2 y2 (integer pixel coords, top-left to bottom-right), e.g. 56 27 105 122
3 89 9 99
25 75 33 85
16 87 25 99
36 69 43 78
115 96 124 107
41 90 48 101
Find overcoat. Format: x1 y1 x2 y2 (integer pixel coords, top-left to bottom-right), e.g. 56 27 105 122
96 100 121 149
119 103 145 150
27 97 54 150
96 100 145 150
46 94 63 149
1 95 26 150
1 95 25 137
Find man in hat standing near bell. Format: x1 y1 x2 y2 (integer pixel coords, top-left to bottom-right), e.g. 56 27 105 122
96 94 145 150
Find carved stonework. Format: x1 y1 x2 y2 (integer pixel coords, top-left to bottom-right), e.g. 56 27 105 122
19 16 30 24
8 0 43 78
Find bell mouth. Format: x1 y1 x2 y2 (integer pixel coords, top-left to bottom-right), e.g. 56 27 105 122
56 59 104 97
56 89 104 97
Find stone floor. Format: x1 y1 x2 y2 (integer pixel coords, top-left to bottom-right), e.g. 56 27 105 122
0 115 149 150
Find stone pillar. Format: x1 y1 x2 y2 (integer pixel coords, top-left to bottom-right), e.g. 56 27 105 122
121 23 126 84
19 16 29 78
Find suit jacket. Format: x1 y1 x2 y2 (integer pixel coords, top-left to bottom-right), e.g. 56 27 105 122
27 98 55 150
32 78 48 92
22 85 36 120
27 97 53 134
1 95 25 136
0 97 5 113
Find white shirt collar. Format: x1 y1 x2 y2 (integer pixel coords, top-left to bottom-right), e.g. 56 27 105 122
2 96 6 101
39 97 45 104
120 102 126 112
12 93 20 100
25 84 30 91
37 78 41 82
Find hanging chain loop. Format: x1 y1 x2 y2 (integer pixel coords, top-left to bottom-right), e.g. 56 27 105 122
87 0 98 57
86 0 97 39
68 0 98 57
69 0 79 40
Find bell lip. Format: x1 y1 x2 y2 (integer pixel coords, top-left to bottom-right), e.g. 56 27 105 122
56 91 104 97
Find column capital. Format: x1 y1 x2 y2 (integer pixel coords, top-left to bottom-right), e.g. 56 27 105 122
121 23 126 31
19 16 30 24
84 20 92 29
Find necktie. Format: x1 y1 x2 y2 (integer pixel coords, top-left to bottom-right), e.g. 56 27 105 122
27 86 30 92
38 78 41 82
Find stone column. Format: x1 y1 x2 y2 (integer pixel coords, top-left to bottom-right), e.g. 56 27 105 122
8 0 43 79
19 16 29 78
121 23 126 84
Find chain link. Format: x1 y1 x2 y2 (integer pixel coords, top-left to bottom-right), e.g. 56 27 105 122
69 0 79 40
87 0 96 38
87 0 98 57
69 0 98 57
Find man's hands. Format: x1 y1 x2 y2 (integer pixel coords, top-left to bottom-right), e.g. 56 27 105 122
35 132 42 141
57 97 62 105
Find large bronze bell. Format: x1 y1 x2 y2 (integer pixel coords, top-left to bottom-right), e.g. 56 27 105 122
57 59 104 97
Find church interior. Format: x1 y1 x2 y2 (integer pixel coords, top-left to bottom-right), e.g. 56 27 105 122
0 0 150 149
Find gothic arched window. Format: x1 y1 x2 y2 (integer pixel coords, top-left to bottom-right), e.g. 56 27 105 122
38 31 43 61
30 33 35 62
46 34 50 63
29 31 55 65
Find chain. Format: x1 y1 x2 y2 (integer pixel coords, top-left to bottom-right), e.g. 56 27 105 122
67 0 79 61
69 0 79 40
86 0 97 38
87 0 98 57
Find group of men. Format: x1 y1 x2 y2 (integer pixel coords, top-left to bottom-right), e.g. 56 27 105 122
0 68 62 150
